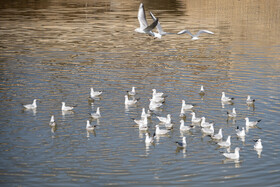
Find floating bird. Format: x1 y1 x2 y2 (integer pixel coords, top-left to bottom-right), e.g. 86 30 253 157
149 11 174 38
177 29 214 40
245 117 261 127
90 107 101 119
157 114 171 124
151 94 165 103
23 99 37 109
141 108 152 119
145 132 155 144
155 125 170 135
124 95 139 105
135 3 158 37
127 87 137 96
212 128 223 140
218 136 231 147
227 108 237 118
86 120 96 131
201 117 214 128
254 139 263 149
90 88 102 98
246 95 255 105
175 137 187 148
191 112 202 123
133 115 148 127
61 102 75 111
236 126 246 137
222 147 240 160
199 85 205 95
179 106 186 118
49 115 56 127
152 89 164 98
179 120 191 131
221 92 234 102
201 124 214 135
149 99 163 110
181 100 195 110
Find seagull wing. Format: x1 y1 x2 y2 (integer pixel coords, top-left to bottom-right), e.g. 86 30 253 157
138 3 148 30
149 11 165 35
177 30 194 37
143 18 158 32
196 30 214 36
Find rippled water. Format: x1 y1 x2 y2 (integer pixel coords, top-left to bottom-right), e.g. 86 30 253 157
0 0 280 186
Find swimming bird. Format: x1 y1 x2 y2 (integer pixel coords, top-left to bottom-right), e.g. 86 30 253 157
135 3 159 37
254 139 263 149
236 126 246 137
155 125 170 135
86 120 96 131
157 114 171 124
151 94 165 103
90 107 101 119
149 11 174 38
179 106 186 118
212 128 223 140
127 87 137 96
134 115 148 127
201 124 214 135
152 89 164 98
191 112 202 123
145 132 155 144
177 29 214 40
181 100 195 110
49 115 56 127
175 137 187 148
141 108 152 119
218 136 231 147
227 108 237 118
23 99 37 109
179 120 191 131
61 102 75 111
90 88 102 98
200 117 214 128
149 99 163 110
222 147 240 160
246 95 255 105
245 117 261 127
124 95 139 105
199 85 205 95
221 92 234 102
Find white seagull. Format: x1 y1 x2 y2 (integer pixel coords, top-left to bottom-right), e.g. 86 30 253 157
90 107 101 119
151 94 165 103
61 102 75 111
191 112 202 123
218 136 231 147
157 114 171 124
152 89 164 98
23 99 37 109
212 128 223 140
141 108 152 119
145 132 155 144
149 11 174 38
134 115 148 127
227 108 237 118
221 92 234 102
254 139 263 149
90 88 102 98
135 3 158 37
177 29 214 40
155 125 170 135
149 99 163 110
175 137 187 148
199 85 205 95
236 126 246 137
201 117 214 128
245 117 261 127
127 87 137 96
246 95 255 105
124 95 139 105
49 115 56 127
179 120 191 131
223 147 240 160
86 120 96 131
181 100 195 110
201 124 214 135
179 106 186 118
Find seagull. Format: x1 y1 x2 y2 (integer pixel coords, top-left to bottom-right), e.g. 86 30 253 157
155 125 170 135
157 114 171 124
191 112 202 123
141 108 152 119
179 120 191 131
246 95 255 105
152 89 164 98
164 122 174 130
149 99 163 110
254 139 263 149
212 128 223 140
200 117 214 128
201 124 214 135
199 85 205 95
90 88 102 98
149 11 174 38
175 137 187 148
135 3 159 37
145 132 155 144
49 115 56 127
86 120 96 131
218 136 231 147
236 126 246 137
23 99 37 109
245 117 261 127
90 107 101 119
222 147 240 160
151 94 165 103
227 108 237 118
179 106 186 118
61 102 75 111
221 92 234 102
124 95 139 105
181 100 195 110
177 29 214 40
127 87 137 96
134 115 148 127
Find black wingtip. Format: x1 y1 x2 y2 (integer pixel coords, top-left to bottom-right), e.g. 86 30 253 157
253 99 256 102
257 120 262 123
236 126 239 129
231 98 235 100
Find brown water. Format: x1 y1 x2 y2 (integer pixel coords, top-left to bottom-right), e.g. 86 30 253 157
0 0 280 186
